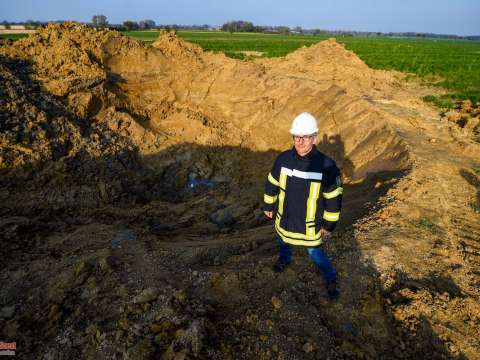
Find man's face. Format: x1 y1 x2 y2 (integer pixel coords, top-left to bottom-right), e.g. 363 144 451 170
293 133 317 156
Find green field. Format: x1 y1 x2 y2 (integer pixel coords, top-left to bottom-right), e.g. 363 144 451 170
3 30 479 105
125 30 331 58
0 33 28 40
339 37 480 106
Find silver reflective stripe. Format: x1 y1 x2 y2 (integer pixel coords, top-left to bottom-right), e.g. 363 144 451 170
293 169 323 180
280 167 293 176
280 167 322 180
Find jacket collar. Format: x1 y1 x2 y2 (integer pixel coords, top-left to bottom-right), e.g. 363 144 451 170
292 145 318 160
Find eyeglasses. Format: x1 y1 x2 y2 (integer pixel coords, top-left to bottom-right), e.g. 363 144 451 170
293 134 316 142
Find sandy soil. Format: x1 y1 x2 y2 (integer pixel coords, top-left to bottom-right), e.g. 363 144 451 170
0 23 479 359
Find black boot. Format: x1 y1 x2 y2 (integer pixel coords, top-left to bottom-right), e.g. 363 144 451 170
272 258 290 273
326 280 339 299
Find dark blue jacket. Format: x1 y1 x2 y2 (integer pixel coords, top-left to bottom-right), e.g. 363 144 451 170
263 146 342 246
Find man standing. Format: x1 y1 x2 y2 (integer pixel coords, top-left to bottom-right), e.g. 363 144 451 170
263 112 343 299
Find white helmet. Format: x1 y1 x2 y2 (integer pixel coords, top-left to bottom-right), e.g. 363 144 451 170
290 112 319 135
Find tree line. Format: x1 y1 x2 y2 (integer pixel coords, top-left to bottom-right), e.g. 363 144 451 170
91 15 211 31
220 20 298 35
92 15 156 31
2 16 478 40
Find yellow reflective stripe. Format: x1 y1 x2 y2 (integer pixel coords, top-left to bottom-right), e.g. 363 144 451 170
323 187 343 199
277 233 322 247
323 211 340 222
264 194 277 204
275 218 322 246
305 182 321 237
279 171 288 189
268 173 280 187
275 217 321 241
306 183 321 221
278 190 285 215
277 172 288 215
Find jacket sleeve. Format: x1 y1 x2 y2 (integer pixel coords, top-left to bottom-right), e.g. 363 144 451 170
321 164 343 232
262 156 282 212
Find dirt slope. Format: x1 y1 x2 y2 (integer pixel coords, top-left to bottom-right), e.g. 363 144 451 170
0 23 479 359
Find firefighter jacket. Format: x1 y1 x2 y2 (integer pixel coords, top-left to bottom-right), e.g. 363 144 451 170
263 146 343 247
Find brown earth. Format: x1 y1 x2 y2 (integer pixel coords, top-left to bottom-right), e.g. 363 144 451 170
0 23 479 359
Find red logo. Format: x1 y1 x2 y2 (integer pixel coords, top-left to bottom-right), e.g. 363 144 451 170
0 342 16 350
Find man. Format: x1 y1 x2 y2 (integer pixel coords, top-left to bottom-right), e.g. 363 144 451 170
263 112 343 299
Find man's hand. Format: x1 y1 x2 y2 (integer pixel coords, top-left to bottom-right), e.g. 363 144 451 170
321 228 332 240
264 211 273 218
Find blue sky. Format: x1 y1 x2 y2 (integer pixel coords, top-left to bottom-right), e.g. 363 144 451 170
1 0 479 35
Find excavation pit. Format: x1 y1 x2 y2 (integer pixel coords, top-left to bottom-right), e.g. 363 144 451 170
3 23 471 359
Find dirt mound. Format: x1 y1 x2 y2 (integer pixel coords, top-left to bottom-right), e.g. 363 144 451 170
442 100 480 142
0 56 169 213
152 30 205 60
1 23 480 359
2 23 106 96
1 23 412 181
